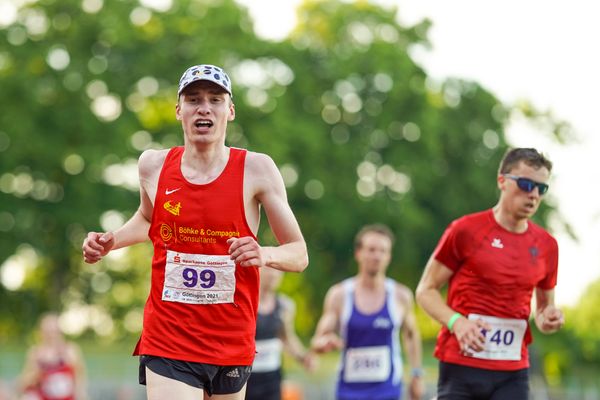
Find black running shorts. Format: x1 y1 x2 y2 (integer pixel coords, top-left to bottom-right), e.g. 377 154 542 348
139 355 251 396
437 361 529 400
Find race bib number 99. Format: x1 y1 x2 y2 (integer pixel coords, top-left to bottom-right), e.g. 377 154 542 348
162 250 236 305
344 346 390 383
468 314 527 361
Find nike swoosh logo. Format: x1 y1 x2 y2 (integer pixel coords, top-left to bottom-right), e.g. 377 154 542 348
165 188 181 195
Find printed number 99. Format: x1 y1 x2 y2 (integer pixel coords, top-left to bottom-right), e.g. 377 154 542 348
182 268 216 289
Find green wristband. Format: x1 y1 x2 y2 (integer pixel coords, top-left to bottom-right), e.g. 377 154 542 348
447 312 463 332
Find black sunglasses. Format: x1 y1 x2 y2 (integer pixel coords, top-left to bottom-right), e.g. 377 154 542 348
503 174 549 195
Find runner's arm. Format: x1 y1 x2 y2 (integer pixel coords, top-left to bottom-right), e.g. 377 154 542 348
18 348 41 393
311 285 344 354
415 257 457 326
399 288 423 372
398 286 424 400
83 151 156 263
110 149 155 249
69 343 88 400
416 256 487 352
279 295 316 371
232 153 307 272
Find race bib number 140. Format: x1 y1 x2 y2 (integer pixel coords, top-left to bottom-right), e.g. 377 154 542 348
468 314 527 361
162 250 236 305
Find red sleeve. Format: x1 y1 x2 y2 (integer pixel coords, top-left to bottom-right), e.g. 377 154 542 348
537 235 559 290
433 218 467 272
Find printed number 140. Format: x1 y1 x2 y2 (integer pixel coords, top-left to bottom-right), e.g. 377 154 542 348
483 329 515 346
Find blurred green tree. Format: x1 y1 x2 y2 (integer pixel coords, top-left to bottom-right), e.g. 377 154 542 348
259 0 565 336
0 0 267 341
0 0 568 347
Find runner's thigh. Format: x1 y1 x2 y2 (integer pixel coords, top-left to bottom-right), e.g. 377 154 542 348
490 369 529 400
145 367 204 400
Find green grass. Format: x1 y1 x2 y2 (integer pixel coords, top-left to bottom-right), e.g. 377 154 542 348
1 341 139 382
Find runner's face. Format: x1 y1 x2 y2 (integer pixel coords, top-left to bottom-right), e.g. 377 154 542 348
498 161 550 220
40 315 62 342
176 81 234 146
355 232 392 277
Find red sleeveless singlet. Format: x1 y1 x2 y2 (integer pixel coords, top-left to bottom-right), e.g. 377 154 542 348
24 355 76 400
134 146 259 365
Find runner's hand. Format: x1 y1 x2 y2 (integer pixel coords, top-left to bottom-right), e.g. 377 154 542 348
301 351 318 372
453 317 491 355
311 333 343 354
82 232 114 264
409 376 424 400
537 305 564 333
227 236 264 267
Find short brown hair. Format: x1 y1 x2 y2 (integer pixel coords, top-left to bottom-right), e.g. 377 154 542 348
354 224 395 250
498 148 553 175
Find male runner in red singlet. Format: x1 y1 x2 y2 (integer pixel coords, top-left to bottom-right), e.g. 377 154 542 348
416 148 565 399
82 64 308 400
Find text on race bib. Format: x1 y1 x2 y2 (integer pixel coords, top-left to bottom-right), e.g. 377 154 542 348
468 313 527 361
162 250 236 305
252 338 283 373
344 345 391 383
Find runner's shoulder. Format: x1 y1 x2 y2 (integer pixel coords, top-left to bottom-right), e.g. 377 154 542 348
324 282 346 309
138 148 170 176
527 219 558 245
139 148 169 167
244 151 277 174
392 280 415 306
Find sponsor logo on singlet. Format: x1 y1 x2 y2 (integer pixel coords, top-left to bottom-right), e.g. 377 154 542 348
373 317 392 329
163 201 182 216
529 246 539 264
491 238 504 249
160 224 173 242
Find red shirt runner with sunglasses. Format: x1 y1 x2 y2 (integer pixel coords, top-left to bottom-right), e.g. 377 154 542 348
432 209 558 370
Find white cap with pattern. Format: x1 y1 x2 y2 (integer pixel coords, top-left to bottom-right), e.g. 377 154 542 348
177 64 232 97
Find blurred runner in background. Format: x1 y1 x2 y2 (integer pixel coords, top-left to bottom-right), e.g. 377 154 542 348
246 267 315 400
311 224 423 400
18 313 87 400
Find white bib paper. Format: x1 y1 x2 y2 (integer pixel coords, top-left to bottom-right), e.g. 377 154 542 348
41 372 74 397
162 250 236 305
252 338 283 373
344 345 390 383
468 314 527 361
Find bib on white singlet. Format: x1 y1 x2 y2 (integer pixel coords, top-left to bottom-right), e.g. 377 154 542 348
252 338 283 373
344 345 391 383
162 250 236 305
468 313 527 361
